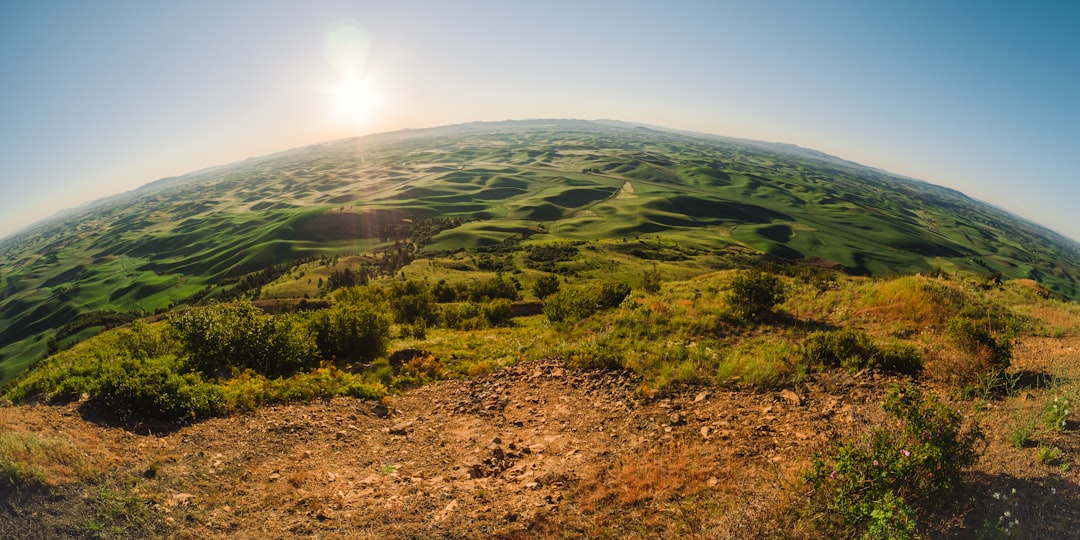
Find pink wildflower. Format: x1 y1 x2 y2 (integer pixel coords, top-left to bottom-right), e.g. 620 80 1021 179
900 449 911 457
830 470 838 479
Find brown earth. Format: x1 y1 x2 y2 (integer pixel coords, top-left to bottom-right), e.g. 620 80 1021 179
2 336 1080 538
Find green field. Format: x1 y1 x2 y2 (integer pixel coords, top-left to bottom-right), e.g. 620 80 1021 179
2 119 1080 384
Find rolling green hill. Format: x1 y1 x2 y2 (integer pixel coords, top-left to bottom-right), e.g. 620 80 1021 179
2 119 1079 383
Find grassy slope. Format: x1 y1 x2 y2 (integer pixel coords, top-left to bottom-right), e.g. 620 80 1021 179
2 119 1080 385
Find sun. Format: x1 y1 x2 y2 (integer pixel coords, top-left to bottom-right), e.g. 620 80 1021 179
322 21 383 128
329 69 381 126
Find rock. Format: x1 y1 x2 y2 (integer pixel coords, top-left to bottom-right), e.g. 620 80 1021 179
372 403 391 418
700 426 711 438
669 413 685 426
694 391 709 403
389 422 411 436
335 430 348 440
780 389 802 406
269 473 281 482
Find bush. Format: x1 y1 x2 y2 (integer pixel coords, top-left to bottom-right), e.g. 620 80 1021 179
642 269 663 294
806 384 981 538
482 298 515 327
726 270 785 322
171 302 319 378
307 303 391 365
387 281 438 326
439 303 483 329
464 275 520 302
598 280 632 309
92 358 224 423
543 287 599 323
533 274 561 299
803 329 922 375
803 329 878 371
946 316 1011 372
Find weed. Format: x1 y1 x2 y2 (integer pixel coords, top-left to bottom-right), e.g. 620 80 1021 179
1045 395 1072 432
1037 445 1062 465
1008 415 1036 448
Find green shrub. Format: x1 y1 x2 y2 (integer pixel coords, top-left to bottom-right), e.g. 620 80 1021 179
803 329 878 371
482 298 515 327
806 384 981 538
543 281 631 324
533 274 561 299
387 281 438 326
307 303 391 365
171 302 319 378
642 268 663 294
439 302 483 329
878 341 924 375
114 321 176 360
543 287 598 323
726 270 785 322
597 280 632 309
802 330 922 375
92 357 224 423
464 275 520 302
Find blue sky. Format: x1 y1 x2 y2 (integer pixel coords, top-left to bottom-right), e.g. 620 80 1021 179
1 1 1078 241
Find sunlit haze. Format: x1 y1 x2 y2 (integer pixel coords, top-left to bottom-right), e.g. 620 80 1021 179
1 1 1078 240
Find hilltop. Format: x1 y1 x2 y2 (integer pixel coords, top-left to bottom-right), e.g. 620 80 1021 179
2 119 1080 384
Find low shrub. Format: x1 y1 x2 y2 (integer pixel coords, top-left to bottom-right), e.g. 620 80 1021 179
92 357 224 423
543 281 630 324
307 303 391 365
171 302 319 378
805 384 981 538
533 274 561 299
726 269 785 323
803 330 922 375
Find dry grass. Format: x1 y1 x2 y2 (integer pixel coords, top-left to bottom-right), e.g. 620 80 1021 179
0 427 99 486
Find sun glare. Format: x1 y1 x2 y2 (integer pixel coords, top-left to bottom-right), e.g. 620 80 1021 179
324 21 382 128
329 70 381 125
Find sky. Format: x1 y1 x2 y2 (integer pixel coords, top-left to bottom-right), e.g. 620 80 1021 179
1 1 1078 241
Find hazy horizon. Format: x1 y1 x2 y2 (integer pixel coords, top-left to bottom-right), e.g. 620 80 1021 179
3 1 1078 242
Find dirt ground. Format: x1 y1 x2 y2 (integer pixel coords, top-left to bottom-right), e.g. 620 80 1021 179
2 337 1080 538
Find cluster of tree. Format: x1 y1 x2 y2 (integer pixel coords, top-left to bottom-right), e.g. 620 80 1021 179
219 256 319 302
523 243 581 272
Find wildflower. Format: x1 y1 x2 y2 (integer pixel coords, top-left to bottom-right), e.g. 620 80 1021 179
1052 487 1057 495
993 492 1001 500
830 470 838 479
900 449 910 457
1004 510 1011 518
1011 487 1017 494
873 460 880 466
